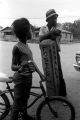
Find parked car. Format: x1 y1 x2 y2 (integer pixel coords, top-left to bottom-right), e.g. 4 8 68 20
73 51 80 72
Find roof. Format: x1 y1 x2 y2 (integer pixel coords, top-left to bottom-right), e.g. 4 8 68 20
1 27 12 32
34 27 72 34
61 29 72 34
0 26 3 30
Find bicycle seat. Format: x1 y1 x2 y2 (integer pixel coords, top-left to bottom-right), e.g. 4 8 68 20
0 72 13 82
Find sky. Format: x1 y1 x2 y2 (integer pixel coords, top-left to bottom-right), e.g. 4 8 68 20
0 0 80 28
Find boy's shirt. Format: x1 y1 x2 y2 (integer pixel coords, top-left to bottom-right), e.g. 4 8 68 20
13 42 33 78
39 25 61 52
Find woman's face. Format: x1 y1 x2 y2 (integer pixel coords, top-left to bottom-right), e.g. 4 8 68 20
48 16 57 27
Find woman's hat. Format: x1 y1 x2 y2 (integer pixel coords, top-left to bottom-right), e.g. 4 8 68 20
46 9 58 21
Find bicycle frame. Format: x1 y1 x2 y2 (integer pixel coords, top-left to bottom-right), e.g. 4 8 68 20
27 90 44 108
0 79 47 110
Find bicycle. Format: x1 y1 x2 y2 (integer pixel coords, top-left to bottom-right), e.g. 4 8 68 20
0 68 75 120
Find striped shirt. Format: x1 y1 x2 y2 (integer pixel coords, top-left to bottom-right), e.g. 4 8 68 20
39 26 61 51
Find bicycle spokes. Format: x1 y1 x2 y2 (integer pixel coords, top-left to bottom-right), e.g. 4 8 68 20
47 102 58 118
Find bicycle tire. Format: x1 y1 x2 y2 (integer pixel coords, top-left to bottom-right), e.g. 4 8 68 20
0 91 10 120
37 96 75 120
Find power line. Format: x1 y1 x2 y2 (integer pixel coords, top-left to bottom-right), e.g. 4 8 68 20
0 16 80 19
25 16 79 18
59 16 80 18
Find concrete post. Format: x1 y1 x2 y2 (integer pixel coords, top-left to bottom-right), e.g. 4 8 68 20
39 39 60 96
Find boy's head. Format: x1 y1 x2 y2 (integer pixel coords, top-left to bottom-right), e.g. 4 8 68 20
12 18 32 41
46 9 58 27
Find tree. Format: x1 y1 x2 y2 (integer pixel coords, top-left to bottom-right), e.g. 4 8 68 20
62 22 73 32
72 20 80 38
62 20 80 39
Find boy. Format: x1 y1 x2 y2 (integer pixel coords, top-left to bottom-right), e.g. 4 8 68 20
10 18 35 120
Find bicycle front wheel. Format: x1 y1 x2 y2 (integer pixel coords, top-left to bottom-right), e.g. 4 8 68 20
0 92 10 120
37 96 75 120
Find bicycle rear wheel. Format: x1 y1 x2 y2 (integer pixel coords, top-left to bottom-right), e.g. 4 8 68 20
37 96 75 120
0 92 10 120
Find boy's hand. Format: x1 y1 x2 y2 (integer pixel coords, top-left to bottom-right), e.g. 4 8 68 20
28 61 36 72
21 61 35 72
21 61 28 67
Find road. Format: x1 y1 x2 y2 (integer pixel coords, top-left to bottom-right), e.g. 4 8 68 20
60 43 80 120
0 41 80 119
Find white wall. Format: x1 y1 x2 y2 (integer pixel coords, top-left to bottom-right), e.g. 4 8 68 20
61 32 73 42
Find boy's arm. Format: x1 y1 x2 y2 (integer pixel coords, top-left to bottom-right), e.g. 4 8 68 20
32 61 45 80
11 46 21 71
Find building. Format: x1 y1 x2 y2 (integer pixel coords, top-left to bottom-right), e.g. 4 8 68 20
0 26 73 43
61 29 73 42
33 27 73 42
0 27 17 41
